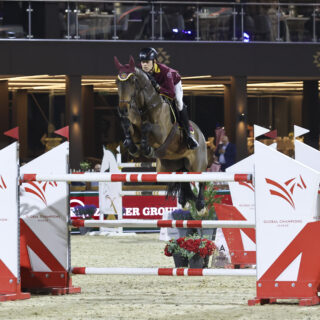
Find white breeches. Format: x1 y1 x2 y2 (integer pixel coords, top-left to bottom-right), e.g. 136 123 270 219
174 81 184 111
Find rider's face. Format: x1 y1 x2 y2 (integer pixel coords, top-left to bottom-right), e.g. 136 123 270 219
141 60 154 73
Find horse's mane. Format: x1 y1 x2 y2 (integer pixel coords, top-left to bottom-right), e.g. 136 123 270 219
134 67 153 88
134 67 164 108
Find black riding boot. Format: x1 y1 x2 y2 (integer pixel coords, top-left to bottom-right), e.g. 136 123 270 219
179 107 199 150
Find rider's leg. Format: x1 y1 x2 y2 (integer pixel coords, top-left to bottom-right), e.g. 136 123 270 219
174 82 199 149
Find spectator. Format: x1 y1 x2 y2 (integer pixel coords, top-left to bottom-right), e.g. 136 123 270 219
214 136 236 171
90 163 101 190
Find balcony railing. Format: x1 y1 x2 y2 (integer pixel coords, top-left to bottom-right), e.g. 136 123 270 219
0 1 319 42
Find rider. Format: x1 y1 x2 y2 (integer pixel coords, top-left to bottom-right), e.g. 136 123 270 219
138 47 199 150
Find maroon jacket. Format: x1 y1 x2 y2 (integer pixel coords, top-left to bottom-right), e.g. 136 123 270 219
151 63 181 99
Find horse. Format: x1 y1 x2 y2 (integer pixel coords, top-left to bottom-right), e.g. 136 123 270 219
114 56 208 211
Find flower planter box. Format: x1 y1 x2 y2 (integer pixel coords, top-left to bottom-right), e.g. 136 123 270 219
173 253 188 268
189 254 204 269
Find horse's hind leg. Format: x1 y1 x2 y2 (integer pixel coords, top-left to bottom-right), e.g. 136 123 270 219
196 182 205 211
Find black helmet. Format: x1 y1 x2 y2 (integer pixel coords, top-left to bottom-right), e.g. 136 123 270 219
139 47 158 61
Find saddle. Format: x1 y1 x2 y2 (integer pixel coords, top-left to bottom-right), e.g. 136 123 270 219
161 96 178 125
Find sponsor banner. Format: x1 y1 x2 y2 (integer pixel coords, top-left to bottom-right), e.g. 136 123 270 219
70 194 177 220
122 196 177 219
70 192 231 220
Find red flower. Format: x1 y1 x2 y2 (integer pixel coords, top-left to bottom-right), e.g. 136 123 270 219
164 244 173 257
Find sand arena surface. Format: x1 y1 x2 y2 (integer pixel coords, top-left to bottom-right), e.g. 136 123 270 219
1 233 320 320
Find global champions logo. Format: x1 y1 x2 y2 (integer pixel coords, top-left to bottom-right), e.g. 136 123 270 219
239 181 254 192
23 181 58 205
265 175 307 209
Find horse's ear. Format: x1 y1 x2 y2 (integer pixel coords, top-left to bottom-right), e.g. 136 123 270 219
129 55 135 72
114 56 123 70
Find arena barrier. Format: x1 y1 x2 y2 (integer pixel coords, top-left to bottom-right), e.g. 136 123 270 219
213 125 273 268
215 125 320 269
1 124 320 306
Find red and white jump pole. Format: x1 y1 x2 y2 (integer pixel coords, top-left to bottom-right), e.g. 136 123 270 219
71 267 256 277
71 219 255 229
21 172 252 183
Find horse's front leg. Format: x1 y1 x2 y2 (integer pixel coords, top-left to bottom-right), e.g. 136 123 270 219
140 121 155 158
196 182 205 211
120 116 139 156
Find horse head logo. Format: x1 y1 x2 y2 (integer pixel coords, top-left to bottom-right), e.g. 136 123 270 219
265 175 307 209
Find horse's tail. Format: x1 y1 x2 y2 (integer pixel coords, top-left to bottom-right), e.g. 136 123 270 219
166 182 181 199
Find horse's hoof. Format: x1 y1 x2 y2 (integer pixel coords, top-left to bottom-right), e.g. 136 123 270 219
141 144 154 158
128 144 138 155
196 200 205 211
123 138 132 148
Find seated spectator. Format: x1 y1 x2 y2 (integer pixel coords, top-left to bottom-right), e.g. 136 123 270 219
90 163 101 190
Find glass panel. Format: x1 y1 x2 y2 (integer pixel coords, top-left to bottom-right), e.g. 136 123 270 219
115 3 151 40
0 1 317 42
200 4 235 41
282 4 315 42
0 2 27 39
70 2 114 40
158 3 196 41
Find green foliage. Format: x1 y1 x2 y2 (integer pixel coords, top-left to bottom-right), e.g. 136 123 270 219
188 182 221 220
80 161 91 171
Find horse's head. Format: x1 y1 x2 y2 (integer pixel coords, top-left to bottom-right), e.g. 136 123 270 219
114 56 137 117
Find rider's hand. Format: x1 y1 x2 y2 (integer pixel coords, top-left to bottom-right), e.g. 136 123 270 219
154 83 161 92
150 78 160 92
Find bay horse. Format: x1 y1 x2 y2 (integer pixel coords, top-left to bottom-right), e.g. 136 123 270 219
114 56 207 211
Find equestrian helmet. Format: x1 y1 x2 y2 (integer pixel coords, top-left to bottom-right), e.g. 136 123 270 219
139 47 158 61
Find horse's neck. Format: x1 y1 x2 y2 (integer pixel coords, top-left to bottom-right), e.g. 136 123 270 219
134 68 164 109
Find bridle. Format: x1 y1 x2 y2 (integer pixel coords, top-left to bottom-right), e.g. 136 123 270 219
117 72 151 116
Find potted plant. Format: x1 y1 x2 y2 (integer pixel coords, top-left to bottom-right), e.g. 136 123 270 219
80 161 91 172
164 238 188 267
164 234 217 269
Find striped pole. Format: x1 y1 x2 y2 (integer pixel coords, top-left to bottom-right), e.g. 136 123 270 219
120 191 167 196
21 172 252 183
71 219 255 229
71 267 256 277
118 162 156 169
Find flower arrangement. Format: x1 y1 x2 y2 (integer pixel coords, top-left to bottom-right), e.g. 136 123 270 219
187 182 222 220
164 234 217 259
73 205 97 219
